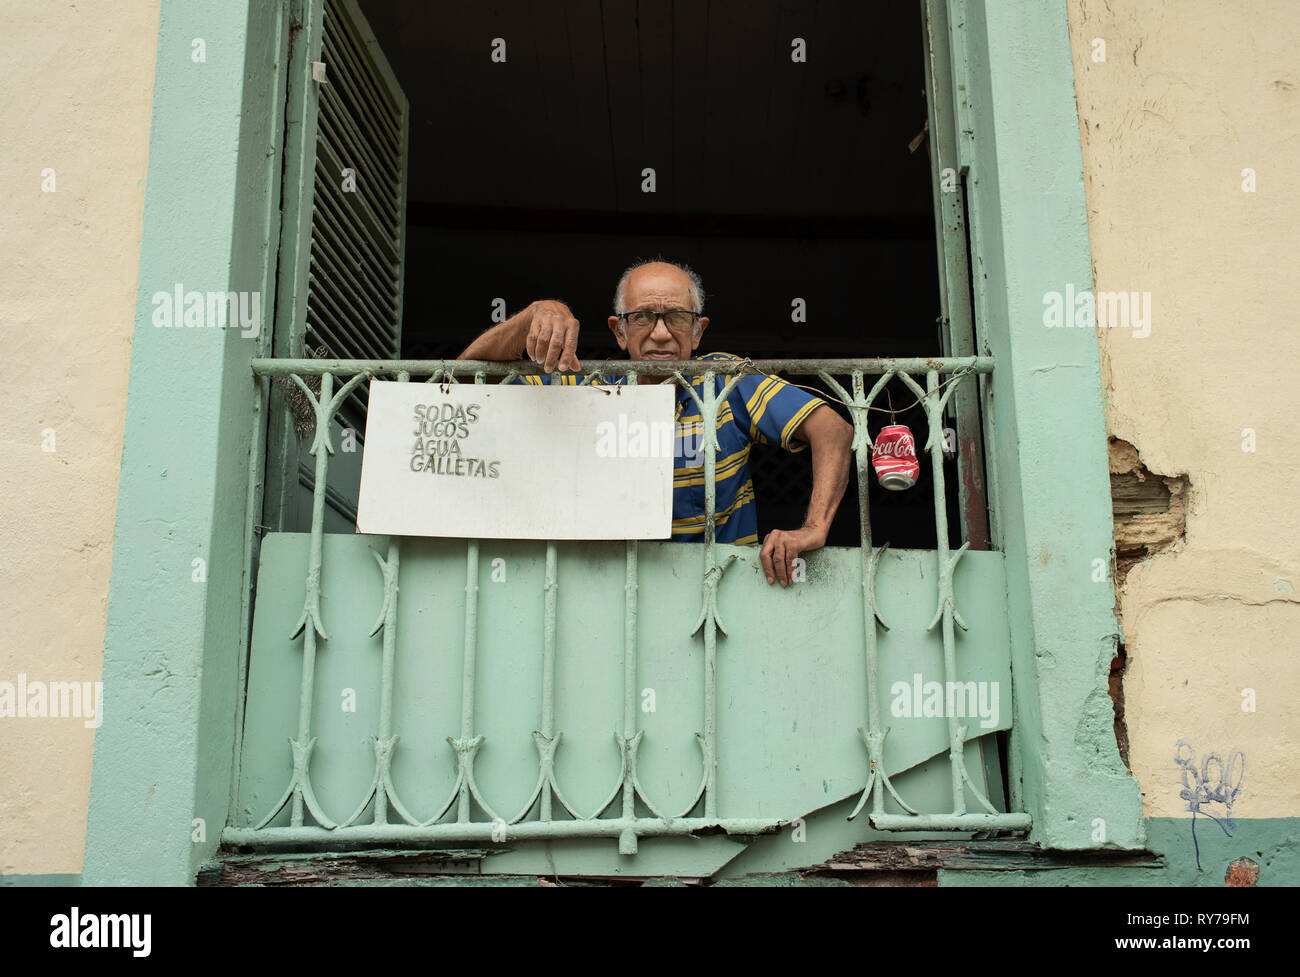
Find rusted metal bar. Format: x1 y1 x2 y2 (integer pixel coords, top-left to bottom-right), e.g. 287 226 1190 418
817 369 918 822
674 367 746 820
251 356 995 378
507 540 582 825
894 370 1002 825
344 369 418 828
253 370 366 831
867 813 1032 831
224 817 787 848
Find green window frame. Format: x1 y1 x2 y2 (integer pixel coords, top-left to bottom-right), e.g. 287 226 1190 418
85 0 1141 885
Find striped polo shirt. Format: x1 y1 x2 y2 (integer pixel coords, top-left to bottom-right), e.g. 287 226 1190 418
511 352 824 544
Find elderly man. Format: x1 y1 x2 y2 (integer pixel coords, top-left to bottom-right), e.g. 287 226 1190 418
457 260 853 586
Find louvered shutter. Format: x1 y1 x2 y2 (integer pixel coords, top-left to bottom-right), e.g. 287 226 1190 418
309 0 407 374
265 0 408 532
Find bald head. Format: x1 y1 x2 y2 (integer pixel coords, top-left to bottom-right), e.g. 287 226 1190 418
607 259 710 360
613 260 705 315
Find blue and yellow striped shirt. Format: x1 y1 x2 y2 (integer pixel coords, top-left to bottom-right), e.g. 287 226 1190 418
512 352 824 545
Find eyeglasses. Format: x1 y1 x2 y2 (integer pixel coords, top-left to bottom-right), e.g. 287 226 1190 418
618 309 700 333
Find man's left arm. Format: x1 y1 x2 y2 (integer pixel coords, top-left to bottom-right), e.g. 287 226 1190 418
760 404 854 587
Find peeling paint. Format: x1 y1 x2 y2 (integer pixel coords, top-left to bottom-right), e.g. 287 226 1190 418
1109 437 1189 588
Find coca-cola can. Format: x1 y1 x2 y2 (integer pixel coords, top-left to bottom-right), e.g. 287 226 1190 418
872 424 919 490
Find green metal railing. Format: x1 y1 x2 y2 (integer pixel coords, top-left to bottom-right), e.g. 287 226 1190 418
224 355 1029 852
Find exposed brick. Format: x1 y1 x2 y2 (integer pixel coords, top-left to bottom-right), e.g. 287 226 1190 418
1225 857 1259 887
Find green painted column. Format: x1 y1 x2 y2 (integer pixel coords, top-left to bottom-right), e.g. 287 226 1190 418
960 0 1143 848
83 1 287 884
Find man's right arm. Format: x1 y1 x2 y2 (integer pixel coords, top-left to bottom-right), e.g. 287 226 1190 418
457 299 582 373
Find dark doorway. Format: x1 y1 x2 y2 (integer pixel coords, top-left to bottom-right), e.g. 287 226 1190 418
357 0 961 549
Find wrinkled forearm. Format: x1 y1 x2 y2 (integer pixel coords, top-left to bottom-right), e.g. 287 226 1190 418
799 407 853 535
458 303 534 361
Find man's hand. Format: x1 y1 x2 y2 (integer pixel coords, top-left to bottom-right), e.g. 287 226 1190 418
759 403 852 587
458 299 583 369
760 524 828 587
525 299 582 373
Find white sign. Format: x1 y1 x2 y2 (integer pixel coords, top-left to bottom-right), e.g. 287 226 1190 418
356 380 675 540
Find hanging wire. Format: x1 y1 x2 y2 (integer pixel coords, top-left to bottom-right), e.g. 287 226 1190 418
514 354 973 419
699 357 975 416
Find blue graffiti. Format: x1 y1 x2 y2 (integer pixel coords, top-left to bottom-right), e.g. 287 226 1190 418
1174 741 1245 871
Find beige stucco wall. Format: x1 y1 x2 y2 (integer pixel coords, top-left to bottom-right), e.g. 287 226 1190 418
1068 1 1300 819
0 0 161 875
